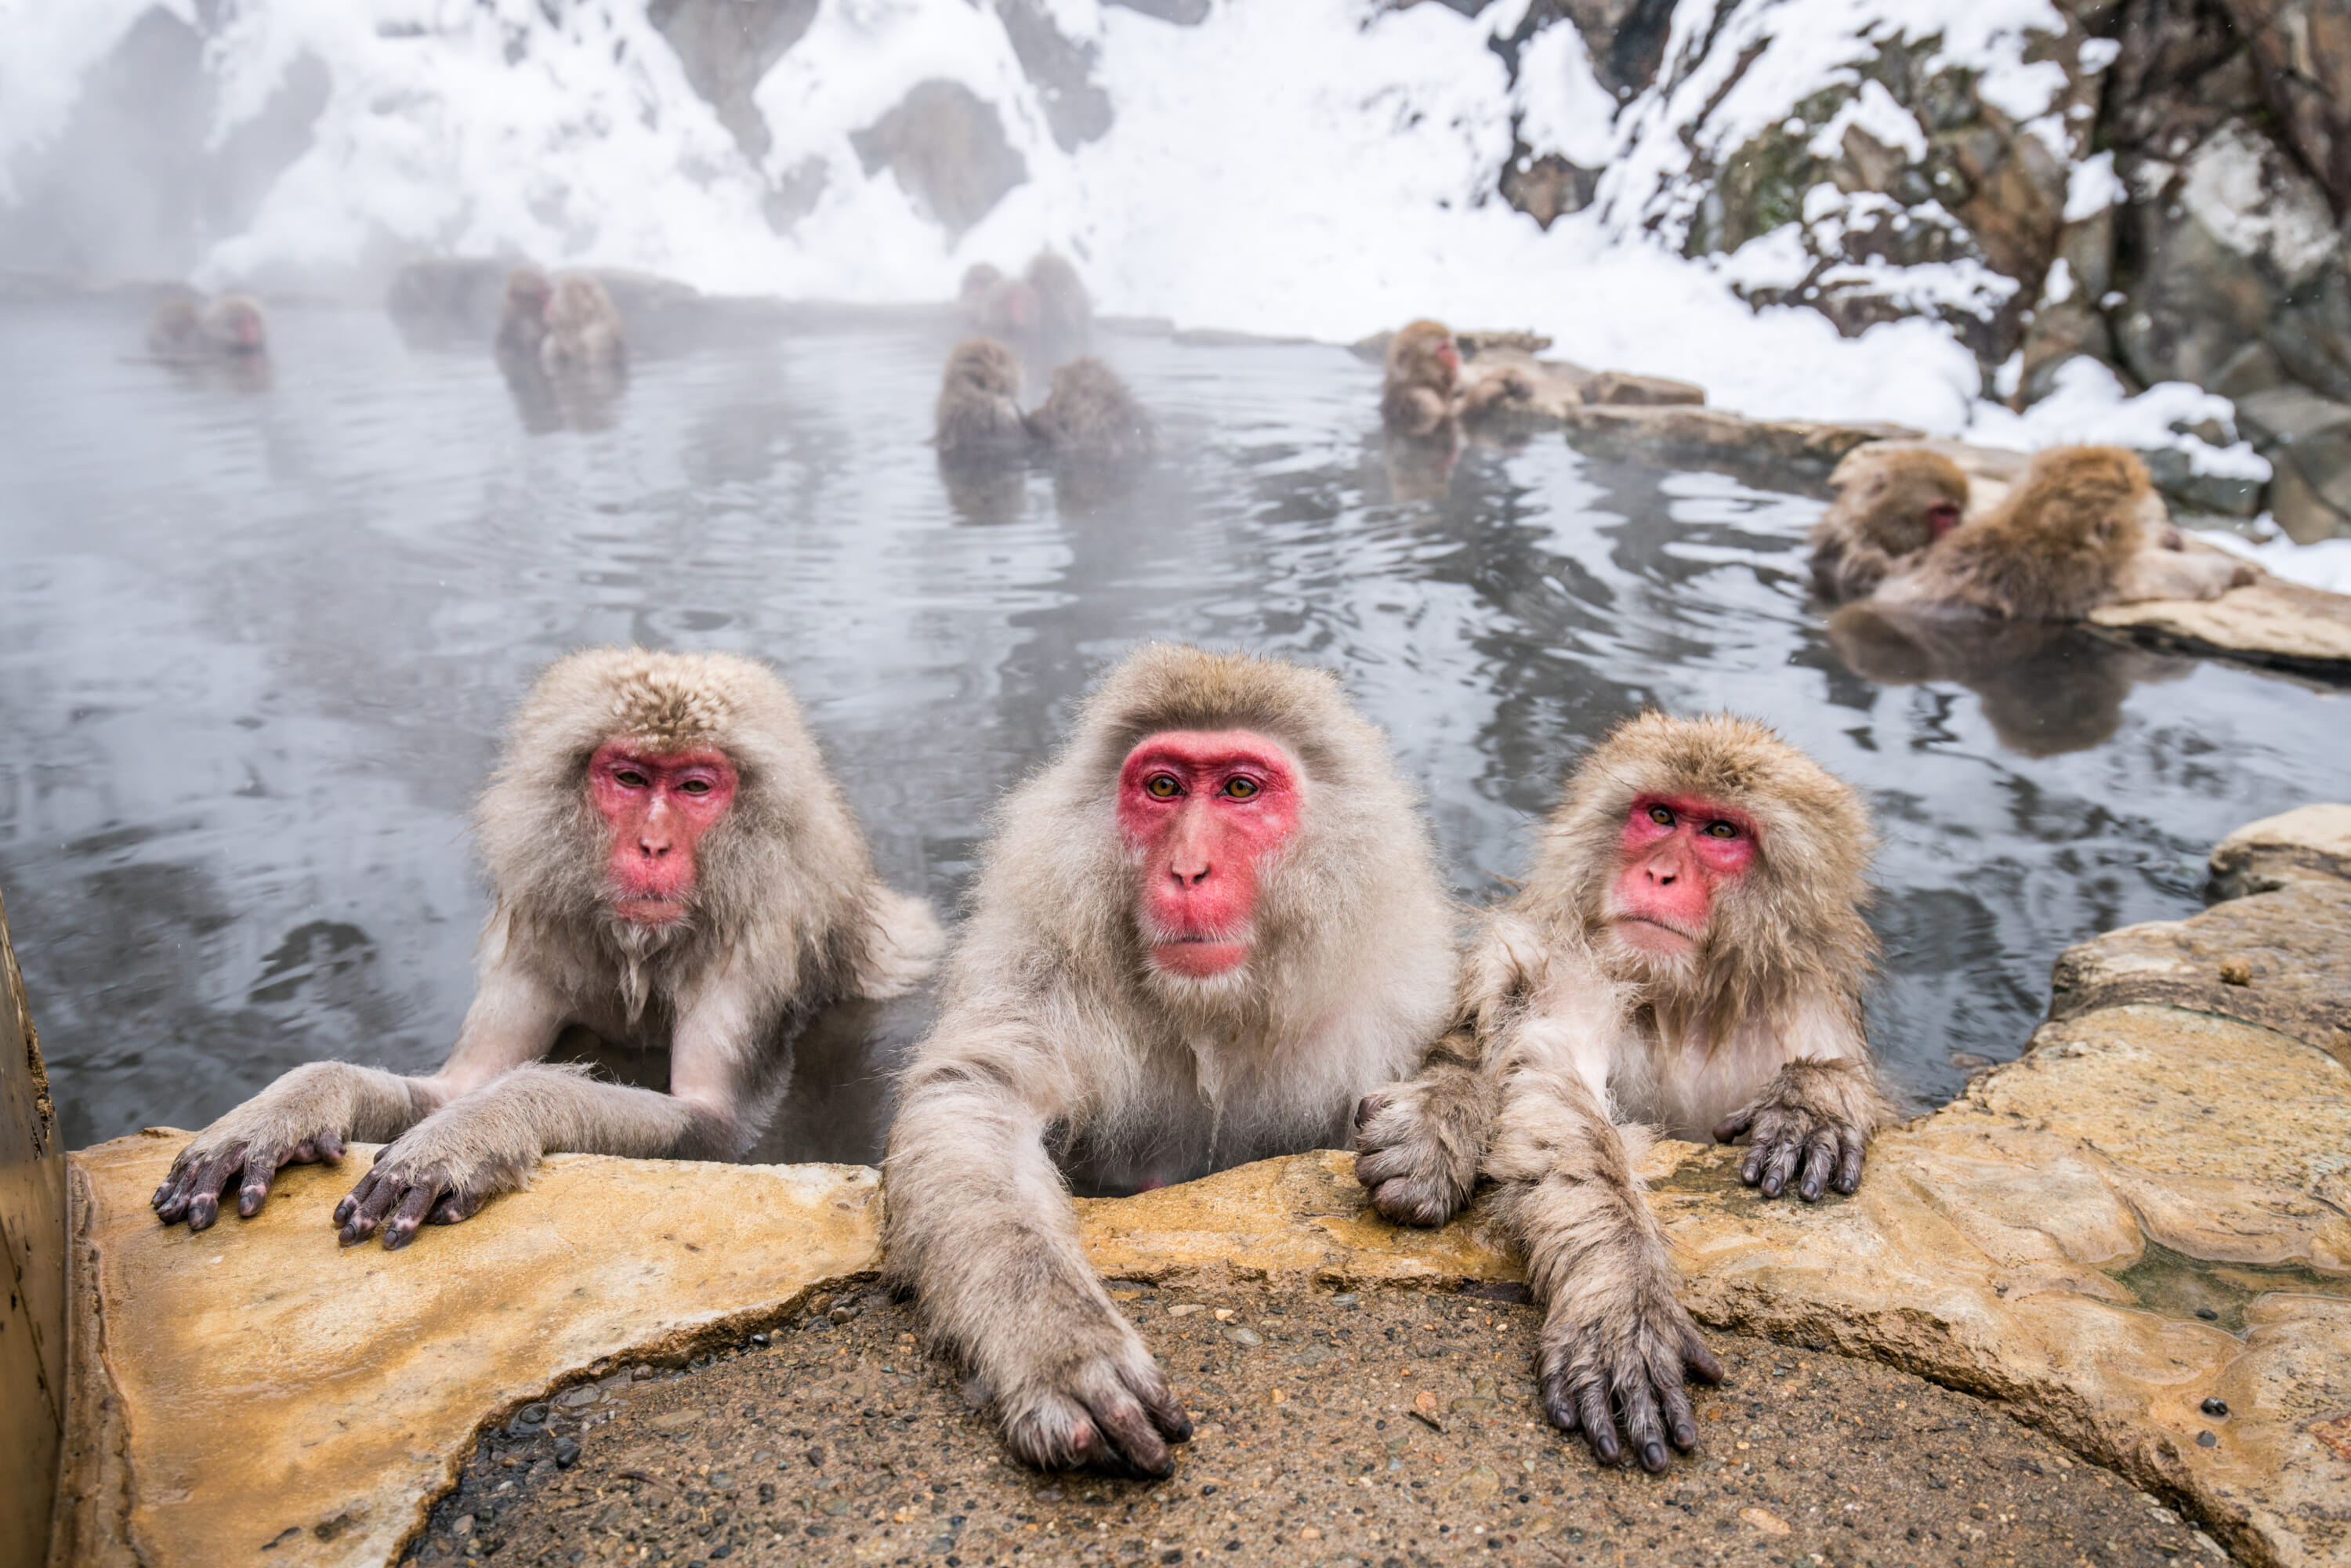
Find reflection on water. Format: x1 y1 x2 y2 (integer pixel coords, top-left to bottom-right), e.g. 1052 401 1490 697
1 299 2343 1160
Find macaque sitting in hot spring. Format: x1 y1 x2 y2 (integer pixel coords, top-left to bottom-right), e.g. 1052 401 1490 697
1356 714 1893 1474
495 266 626 375
152 648 942 1247
147 288 269 361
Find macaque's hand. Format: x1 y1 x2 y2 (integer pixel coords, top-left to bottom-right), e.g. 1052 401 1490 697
1712 1060 1875 1202
991 1295 1193 1479
333 1096 534 1250
1354 1070 1482 1228
1536 1266 1723 1472
151 1062 358 1231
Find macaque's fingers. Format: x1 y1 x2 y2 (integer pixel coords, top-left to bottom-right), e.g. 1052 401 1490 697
380 1184 442 1251
1574 1374 1620 1464
237 1156 281 1219
1758 1135 1802 1199
1614 1364 1670 1472
1537 1363 1581 1433
1712 1108 1754 1143
1083 1387 1175 1479
1657 1373 1700 1454
429 1188 490 1226
1797 1128 1840 1202
335 1169 404 1244
1128 1369 1194 1444
1682 1328 1726 1385
1835 1128 1867 1195
1353 1092 1388 1131
181 1152 245 1232
1739 1139 1768 1187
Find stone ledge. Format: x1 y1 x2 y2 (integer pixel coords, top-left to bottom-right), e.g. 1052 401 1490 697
2089 578 2351 676
2212 803 2351 900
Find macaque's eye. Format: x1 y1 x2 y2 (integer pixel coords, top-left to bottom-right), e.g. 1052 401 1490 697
1223 777 1260 800
1647 805 1675 827
614 769 650 789
1705 820 1739 839
679 778 712 796
1145 773 1182 800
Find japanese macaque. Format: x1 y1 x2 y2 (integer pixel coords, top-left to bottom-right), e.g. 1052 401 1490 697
494 266 552 360
958 252 1092 349
1024 357 1155 461
152 649 943 1247
1023 250 1092 344
958 263 1034 336
935 336 1031 458
1810 446 1970 601
1872 446 2251 617
883 645 1458 1477
1355 714 1890 1472
147 289 268 360
1381 320 1462 436
539 272 627 374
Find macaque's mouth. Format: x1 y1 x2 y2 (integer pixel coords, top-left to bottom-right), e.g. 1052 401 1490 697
1613 915 1699 951
611 895 691 926
1149 937 1252 978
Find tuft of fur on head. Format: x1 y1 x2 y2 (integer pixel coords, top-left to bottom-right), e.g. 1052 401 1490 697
1812 447 1969 599
1526 712 1876 1047
476 647 927 1030
1922 445 2154 620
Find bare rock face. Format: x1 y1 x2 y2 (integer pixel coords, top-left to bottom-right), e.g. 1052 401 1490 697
849 81 1029 240
2209 803 2351 899
646 0 818 161
0 888 65 1568
2088 574 2351 671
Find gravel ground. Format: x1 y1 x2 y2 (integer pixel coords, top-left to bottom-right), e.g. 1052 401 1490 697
407 1280 2228 1568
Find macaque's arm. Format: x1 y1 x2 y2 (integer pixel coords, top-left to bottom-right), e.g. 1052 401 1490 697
331 972 769 1249
884 1013 1191 1479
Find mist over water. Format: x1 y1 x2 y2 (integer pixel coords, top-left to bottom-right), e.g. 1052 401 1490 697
2 298 2342 1160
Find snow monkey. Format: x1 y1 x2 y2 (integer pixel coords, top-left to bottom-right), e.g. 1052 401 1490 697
1809 445 1970 601
494 266 553 360
147 289 269 360
935 336 1031 458
1872 446 2250 617
883 645 1458 1477
1354 713 1891 1473
1380 320 1539 438
152 649 943 1246
1025 357 1156 461
538 271 627 374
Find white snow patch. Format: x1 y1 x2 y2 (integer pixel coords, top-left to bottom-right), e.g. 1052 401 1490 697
1515 16 1618 168
1806 78 1925 162
1715 223 1813 292
2180 118 2338 284
2063 150 2121 221
2202 532 2351 594
1969 357 2271 480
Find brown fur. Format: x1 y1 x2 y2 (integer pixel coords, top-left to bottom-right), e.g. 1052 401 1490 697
1381 320 1461 436
1811 447 1970 600
540 272 626 373
153 649 941 1246
1025 358 1156 461
1023 251 1092 344
884 645 1458 1477
496 266 552 360
1356 713 1890 1473
936 337 1032 457
147 289 268 359
200 294 268 355
1872 446 2235 619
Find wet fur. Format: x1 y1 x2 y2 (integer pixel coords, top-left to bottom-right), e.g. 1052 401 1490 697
539 273 625 372
936 337 1032 457
1355 713 1891 1471
1810 447 1970 601
884 645 1457 1476
154 648 940 1243
1025 358 1155 461
1381 320 1459 436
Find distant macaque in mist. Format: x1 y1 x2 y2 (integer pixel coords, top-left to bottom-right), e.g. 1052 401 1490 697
1357 714 1891 1472
147 288 269 360
885 646 1456 1476
958 251 1092 348
539 272 627 374
1868 447 2251 617
152 648 942 1247
935 337 1032 458
1025 357 1155 462
1380 320 1533 439
494 266 553 361
1810 447 1970 602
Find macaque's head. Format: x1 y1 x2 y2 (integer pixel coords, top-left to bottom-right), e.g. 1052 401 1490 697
504 266 552 321
2002 445 2161 559
587 741 739 925
201 295 269 355
1549 712 1875 1002
944 336 1021 400
545 273 616 333
1827 447 1969 556
1117 729 1303 980
1386 320 1461 393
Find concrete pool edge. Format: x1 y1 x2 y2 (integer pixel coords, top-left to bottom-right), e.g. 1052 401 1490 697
49 804 2351 1568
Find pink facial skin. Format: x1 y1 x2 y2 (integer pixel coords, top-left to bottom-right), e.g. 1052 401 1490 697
1115 729 1304 979
1926 501 1962 541
586 742 739 925
1608 795 1759 957
1435 339 1461 376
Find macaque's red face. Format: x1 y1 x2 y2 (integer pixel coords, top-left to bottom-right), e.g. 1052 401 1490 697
1607 795 1758 958
1116 729 1303 980
223 304 265 350
587 741 739 925
1926 501 1961 541
1433 338 1460 376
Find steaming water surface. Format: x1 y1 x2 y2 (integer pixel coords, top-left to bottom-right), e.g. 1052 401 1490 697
2 299 2343 1161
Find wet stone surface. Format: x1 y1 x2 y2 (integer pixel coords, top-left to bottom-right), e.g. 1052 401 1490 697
409 1282 2215 1568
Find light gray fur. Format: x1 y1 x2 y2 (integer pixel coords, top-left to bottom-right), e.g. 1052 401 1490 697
882 644 1457 1476
1355 713 1894 1471
154 647 943 1244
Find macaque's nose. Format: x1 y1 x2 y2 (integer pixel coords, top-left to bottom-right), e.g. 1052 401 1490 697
1167 812 1214 886
1647 866 1675 885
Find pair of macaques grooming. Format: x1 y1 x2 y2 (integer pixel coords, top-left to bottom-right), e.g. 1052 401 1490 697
1811 444 2253 616
934 337 1157 462
494 266 628 375
146 290 269 360
156 644 1889 1479
1380 319 1541 437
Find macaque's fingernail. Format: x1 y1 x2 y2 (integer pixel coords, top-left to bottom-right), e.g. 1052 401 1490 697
1642 1441 1668 1472
383 1227 412 1251
1674 1421 1697 1448
331 1199 355 1224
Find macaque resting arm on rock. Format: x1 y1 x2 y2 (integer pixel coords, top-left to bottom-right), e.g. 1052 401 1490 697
1355 714 1892 1472
883 646 1457 1477
153 649 941 1247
